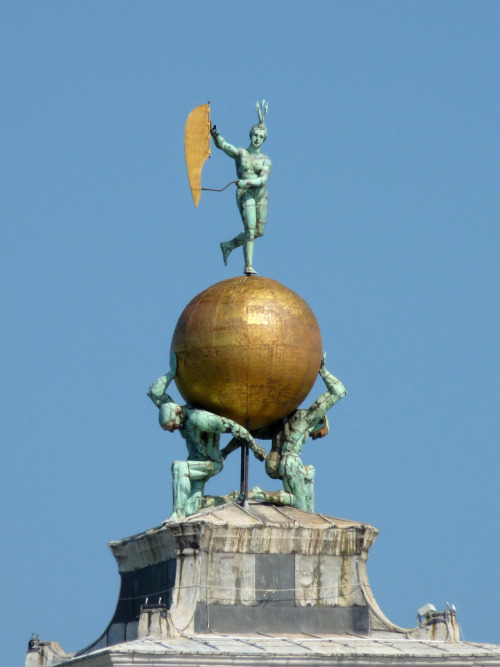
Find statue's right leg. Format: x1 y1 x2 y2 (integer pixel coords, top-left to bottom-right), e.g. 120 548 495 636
169 461 191 521
184 479 205 516
183 459 223 517
220 233 244 265
281 456 314 512
303 465 315 513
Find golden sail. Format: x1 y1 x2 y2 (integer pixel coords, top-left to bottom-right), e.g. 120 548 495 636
184 103 211 207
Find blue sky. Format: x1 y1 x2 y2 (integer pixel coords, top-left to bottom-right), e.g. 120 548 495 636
2 2 500 664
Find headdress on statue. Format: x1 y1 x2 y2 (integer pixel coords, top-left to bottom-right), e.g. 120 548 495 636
249 100 268 140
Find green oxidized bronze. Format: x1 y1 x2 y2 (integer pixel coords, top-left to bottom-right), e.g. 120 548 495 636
211 101 271 275
148 352 266 521
222 353 347 513
149 101 347 520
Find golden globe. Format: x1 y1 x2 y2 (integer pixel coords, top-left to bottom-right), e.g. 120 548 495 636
171 276 322 430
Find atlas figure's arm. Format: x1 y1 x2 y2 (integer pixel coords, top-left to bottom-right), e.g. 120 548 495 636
147 352 178 407
221 420 279 459
191 411 265 461
304 353 347 428
211 126 239 158
221 438 240 459
220 420 266 461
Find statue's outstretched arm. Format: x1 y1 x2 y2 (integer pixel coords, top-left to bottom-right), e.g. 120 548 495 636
222 421 278 457
305 353 347 427
147 352 178 407
227 421 266 461
192 411 266 461
211 126 238 158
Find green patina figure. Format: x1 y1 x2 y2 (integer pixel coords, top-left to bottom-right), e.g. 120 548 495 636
148 352 266 521
211 101 271 275
222 354 346 513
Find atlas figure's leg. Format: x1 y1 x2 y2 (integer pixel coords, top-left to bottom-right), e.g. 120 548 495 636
302 465 315 513
251 457 315 513
170 461 190 521
169 459 223 521
184 479 206 517
251 486 296 507
282 458 315 512
199 489 239 510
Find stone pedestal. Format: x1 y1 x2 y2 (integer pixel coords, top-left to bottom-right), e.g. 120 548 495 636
106 501 378 641
76 499 456 659
27 501 466 666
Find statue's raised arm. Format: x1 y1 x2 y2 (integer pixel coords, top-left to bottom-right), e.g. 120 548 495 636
303 353 347 436
147 351 178 407
211 126 239 158
212 101 272 275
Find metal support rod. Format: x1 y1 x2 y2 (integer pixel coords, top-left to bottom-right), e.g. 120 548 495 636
244 442 249 507
240 440 245 500
239 421 251 507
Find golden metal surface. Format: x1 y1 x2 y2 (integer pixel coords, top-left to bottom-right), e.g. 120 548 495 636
184 103 211 207
171 276 322 429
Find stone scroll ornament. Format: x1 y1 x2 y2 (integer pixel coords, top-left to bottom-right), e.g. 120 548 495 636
184 101 272 276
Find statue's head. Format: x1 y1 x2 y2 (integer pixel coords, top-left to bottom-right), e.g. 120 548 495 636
249 124 267 143
249 100 268 145
311 415 329 440
159 401 184 432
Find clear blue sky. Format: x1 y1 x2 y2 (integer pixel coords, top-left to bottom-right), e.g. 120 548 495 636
2 2 500 664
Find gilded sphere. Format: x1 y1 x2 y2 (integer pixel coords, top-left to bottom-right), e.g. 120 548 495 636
171 276 322 430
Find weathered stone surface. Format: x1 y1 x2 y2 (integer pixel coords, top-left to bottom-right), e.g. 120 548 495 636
25 640 70 667
27 502 485 666
295 554 364 607
206 552 255 605
29 634 500 666
78 502 381 649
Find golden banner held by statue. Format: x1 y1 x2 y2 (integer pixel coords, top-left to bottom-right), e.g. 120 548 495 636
184 102 211 207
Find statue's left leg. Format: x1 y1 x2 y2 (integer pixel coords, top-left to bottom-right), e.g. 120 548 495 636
255 190 268 241
227 187 257 274
242 199 257 275
243 188 268 274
